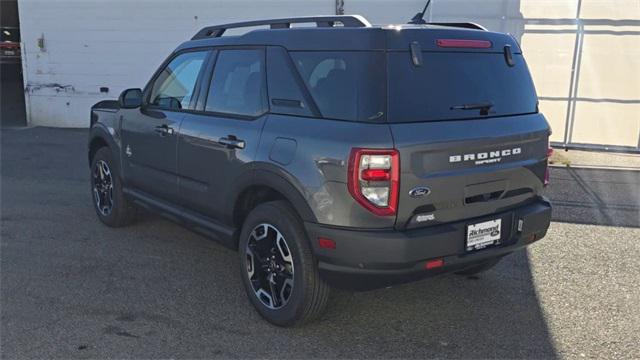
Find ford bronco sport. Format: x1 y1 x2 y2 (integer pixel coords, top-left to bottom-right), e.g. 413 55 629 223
88 15 552 326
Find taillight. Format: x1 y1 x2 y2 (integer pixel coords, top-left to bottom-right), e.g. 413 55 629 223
436 39 492 49
348 148 399 216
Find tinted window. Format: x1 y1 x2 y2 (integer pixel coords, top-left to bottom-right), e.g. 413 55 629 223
290 51 385 122
205 49 266 117
387 52 538 122
149 51 207 110
266 47 313 117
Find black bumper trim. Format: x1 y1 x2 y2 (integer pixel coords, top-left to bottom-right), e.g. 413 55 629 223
305 197 551 290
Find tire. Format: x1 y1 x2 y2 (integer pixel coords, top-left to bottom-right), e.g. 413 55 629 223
455 257 502 276
238 200 330 327
90 147 136 227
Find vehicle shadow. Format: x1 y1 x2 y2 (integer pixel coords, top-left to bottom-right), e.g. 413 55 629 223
545 166 640 228
311 250 555 358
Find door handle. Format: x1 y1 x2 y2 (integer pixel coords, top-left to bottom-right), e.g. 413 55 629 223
219 136 245 149
154 124 174 136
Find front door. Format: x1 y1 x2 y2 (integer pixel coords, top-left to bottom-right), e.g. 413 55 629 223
121 50 210 202
177 48 268 221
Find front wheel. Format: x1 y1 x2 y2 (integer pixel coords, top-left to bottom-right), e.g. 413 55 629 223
238 201 329 327
90 147 136 227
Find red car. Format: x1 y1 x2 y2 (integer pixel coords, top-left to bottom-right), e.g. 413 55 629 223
1 27 21 64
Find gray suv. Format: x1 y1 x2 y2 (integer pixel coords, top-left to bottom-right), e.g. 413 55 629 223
88 15 552 326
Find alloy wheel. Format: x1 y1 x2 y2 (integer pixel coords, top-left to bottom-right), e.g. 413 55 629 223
92 160 114 216
245 223 295 310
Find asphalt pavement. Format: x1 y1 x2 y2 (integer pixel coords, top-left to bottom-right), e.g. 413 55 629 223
1 127 639 359
0 63 27 127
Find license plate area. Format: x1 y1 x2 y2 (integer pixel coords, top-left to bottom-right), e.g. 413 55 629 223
466 219 502 252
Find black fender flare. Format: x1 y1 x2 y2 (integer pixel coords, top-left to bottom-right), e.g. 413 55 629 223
225 164 318 224
88 124 121 173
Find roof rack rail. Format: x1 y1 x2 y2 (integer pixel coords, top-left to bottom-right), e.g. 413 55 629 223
191 15 372 40
428 22 488 31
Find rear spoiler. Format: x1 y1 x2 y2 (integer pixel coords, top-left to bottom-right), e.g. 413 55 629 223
428 22 487 31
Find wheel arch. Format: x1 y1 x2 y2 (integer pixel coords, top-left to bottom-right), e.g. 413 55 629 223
229 167 317 232
88 126 120 170
88 136 109 165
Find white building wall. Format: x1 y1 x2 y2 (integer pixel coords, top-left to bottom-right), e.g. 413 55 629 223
18 0 334 127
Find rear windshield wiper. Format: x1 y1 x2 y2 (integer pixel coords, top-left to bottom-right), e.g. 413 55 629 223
450 102 494 115
450 102 494 111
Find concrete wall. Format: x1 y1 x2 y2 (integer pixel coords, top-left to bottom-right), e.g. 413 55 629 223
18 0 640 150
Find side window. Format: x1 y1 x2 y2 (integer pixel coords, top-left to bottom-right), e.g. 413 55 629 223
149 51 208 110
266 47 313 117
309 58 346 88
205 49 266 117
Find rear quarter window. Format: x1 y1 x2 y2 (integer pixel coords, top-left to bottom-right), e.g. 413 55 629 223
266 47 314 117
290 51 386 122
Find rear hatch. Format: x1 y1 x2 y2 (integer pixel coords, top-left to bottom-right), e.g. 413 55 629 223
0 27 21 58
385 27 550 230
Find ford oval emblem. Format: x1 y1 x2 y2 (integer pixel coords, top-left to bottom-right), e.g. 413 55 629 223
409 187 431 198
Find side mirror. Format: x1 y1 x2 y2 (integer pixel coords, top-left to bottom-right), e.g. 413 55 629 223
118 88 143 108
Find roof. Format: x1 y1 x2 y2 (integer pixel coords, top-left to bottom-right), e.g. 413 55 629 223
175 15 518 53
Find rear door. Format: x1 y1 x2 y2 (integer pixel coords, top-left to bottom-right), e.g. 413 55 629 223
121 50 209 202
386 29 550 230
177 48 268 221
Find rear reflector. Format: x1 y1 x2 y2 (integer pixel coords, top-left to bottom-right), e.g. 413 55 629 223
425 258 444 270
544 167 550 187
436 39 492 49
318 237 336 250
544 147 553 186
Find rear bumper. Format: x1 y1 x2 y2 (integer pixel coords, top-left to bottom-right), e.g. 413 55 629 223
305 197 551 290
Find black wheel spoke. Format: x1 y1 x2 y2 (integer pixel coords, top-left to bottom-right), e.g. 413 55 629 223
279 270 293 280
268 274 280 307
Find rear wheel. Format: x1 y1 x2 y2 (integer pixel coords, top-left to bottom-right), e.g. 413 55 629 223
90 147 136 227
238 200 329 327
455 257 502 276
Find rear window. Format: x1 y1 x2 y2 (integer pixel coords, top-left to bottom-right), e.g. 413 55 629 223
290 51 386 122
387 52 538 122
